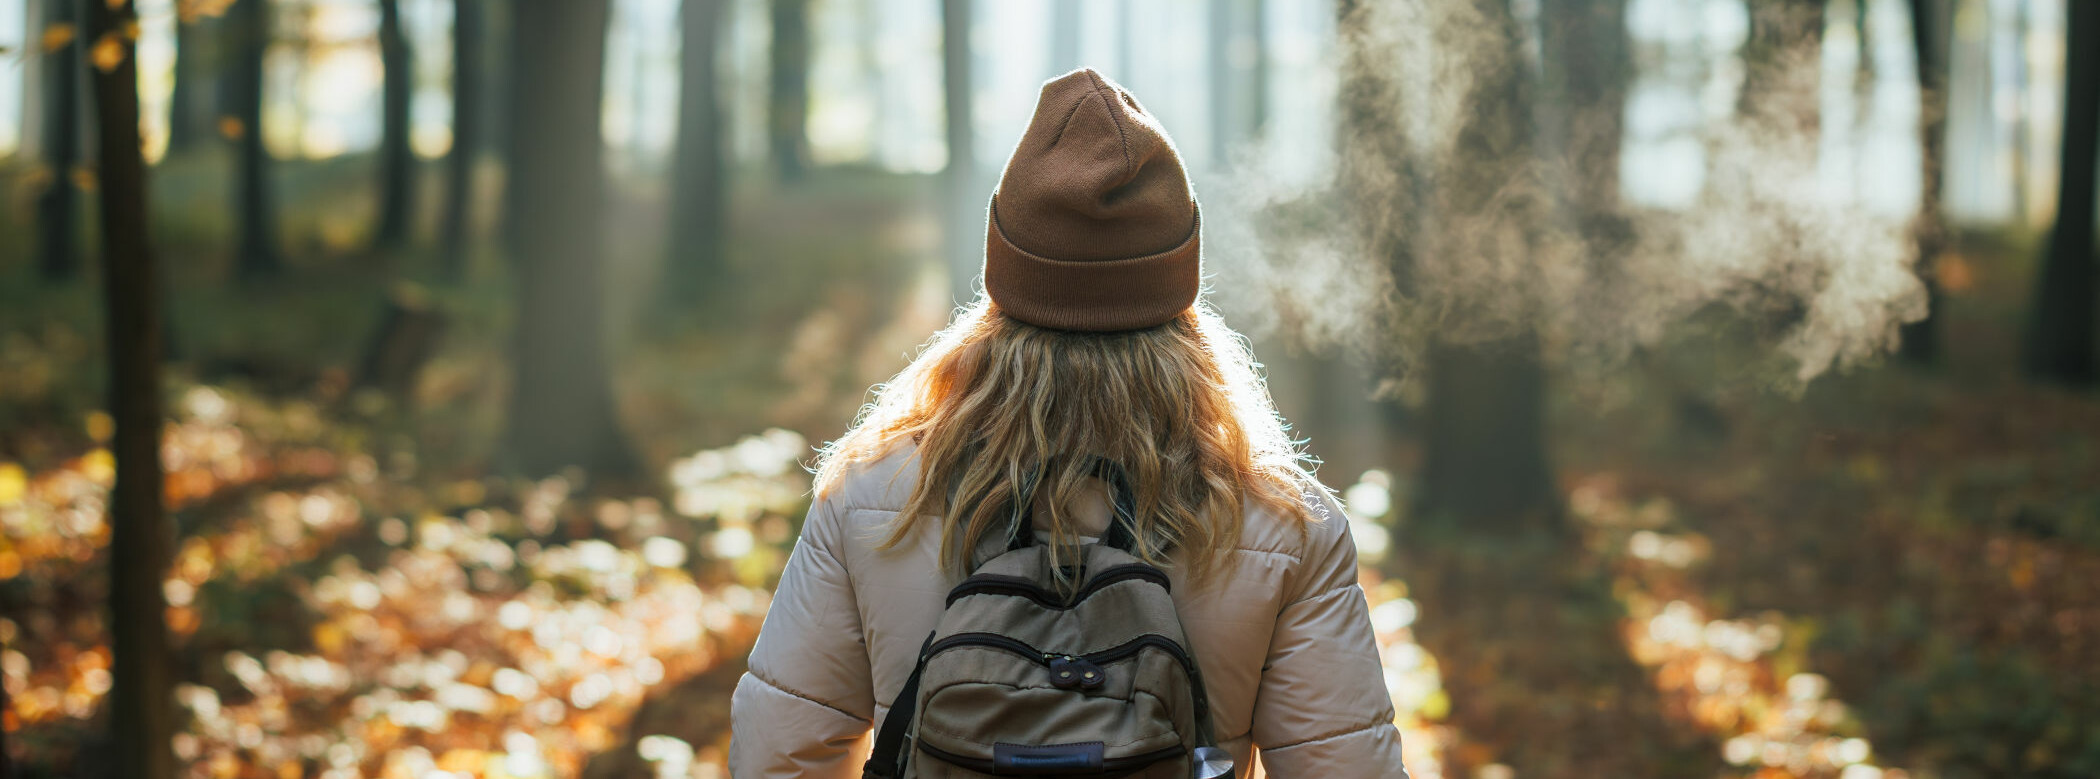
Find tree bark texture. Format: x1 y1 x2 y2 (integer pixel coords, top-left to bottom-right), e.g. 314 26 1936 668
166 9 214 155
441 0 482 270
664 0 729 310
767 0 810 181
229 0 280 280
88 1 175 775
502 0 640 477
1415 0 1557 533
1899 0 1952 364
374 0 416 249
2021 0 2098 385
36 0 82 283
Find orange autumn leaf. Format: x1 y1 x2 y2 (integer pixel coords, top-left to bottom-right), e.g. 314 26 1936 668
218 116 245 140
0 462 24 506
40 23 75 52
90 33 125 72
178 0 238 23
1935 253 1976 294
85 411 113 443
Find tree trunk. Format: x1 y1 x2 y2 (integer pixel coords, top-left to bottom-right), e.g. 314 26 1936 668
87 1 174 776
1376 5 1717 771
373 0 415 250
1900 0 1951 364
502 0 639 477
1416 0 1556 534
941 0 976 303
36 0 81 283
491 0 522 254
440 0 482 272
229 0 280 280
663 0 728 311
166 10 211 156
1421 335 1556 530
767 0 810 181
2020 0 2098 386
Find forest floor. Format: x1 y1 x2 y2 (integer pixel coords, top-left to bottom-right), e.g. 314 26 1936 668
1 158 2096 778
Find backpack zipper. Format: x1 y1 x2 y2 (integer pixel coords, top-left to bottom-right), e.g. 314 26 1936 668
923 632 1197 676
943 564 1171 609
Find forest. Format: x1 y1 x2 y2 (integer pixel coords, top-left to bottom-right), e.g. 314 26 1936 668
0 0 2097 777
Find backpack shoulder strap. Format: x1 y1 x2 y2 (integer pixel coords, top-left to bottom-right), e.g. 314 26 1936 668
1089 457 1142 553
862 631 936 779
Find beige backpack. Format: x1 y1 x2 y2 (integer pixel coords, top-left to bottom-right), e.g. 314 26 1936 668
862 463 1235 779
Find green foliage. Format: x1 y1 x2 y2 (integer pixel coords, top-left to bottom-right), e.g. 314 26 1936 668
1861 646 2100 779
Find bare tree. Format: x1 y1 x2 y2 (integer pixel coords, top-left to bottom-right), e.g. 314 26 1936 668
440 0 483 272
2021 0 2097 385
1414 1 1555 532
1332 4 1723 770
373 0 416 249
167 7 218 156
663 0 729 310
768 0 810 181
36 0 82 283
1899 0 1952 363
502 0 639 477
228 0 281 280
88 0 174 775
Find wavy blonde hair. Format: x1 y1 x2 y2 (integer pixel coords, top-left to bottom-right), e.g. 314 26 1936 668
813 297 1324 588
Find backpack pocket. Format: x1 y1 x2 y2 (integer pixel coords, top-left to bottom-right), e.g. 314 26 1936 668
909 635 1197 778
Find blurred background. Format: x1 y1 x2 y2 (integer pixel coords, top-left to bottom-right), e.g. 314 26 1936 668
1 0 2097 776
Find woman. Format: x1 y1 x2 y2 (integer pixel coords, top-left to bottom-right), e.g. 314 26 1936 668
729 69 1405 779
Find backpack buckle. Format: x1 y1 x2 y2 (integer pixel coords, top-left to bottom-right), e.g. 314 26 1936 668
1048 656 1106 690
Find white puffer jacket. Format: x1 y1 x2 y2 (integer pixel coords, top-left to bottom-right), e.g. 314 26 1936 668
727 444 1408 778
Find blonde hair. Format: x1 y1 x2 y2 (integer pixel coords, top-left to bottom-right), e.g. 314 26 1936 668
813 297 1324 589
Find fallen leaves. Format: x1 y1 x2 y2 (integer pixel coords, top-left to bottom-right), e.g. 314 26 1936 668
89 33 126 72
40 23 74 52
3 398 804 778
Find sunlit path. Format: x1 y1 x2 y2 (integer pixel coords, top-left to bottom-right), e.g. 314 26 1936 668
1571 476 1905 779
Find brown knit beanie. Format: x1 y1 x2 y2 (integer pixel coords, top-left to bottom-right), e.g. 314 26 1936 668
984 68 1201 332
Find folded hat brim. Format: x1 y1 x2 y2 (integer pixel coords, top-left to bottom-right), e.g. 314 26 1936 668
983 198 1202 332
